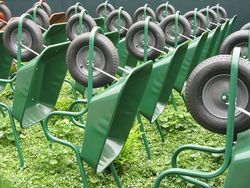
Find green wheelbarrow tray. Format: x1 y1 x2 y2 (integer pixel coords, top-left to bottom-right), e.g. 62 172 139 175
104 31 119 46
94 17 105 31
43 23 68 46
174 32 209 93
117 38 138 73
139 42 189 123
0 32 13 92
198 25 221 62
211 21 230 56
81 61 153 173
226 15 237 36
224 129 250 188
12 41 70 129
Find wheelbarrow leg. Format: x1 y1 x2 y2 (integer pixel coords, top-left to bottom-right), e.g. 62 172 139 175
0 103 25 169
170 92 178 111
64 79 84 124
40 121 53 149
155 119 165 143
110 162 123 188
75 149 89 188
137 113 151 160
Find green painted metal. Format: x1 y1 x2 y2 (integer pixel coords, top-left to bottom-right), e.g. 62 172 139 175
174 31 209 93
105 31 120 46
143 16 150 63
0 32 13 92
211 21 230 56
0 102 24 169
198 25 221 62
225 16 237 37
17 13 33 69
153 47 241 187
164 2 169 17
206 6 210 30
12 42 70 128
174 11 179 48
117 38 138 68
94 17 105 31
78 10 87 34
43 23 68 46
139 41 189 122
143 4 148 19
81 61 153 173
117 7 123 43
193 8 197 37
248 31 250 61
224 129 250 188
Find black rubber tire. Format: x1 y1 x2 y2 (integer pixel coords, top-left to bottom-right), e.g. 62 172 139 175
220 30 249 59
156 3 175 22
186 55 250 134
210 6 227 23
65 5 86 21
0 3 12 28
184 11 206 36
106 9 133 37
133 7 156 22
33 2 52 17
96 3 115 17
67 33 119 88
27 8 50 30
3 18 43 61
199 8 219 30
66 13 97 41
159 14 191 46
126 21 165 60
240 22 250 30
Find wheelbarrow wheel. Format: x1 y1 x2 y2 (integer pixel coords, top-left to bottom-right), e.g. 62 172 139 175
3 18 43 61
184 11 206 36
159 14 191 46
185 55 250 134
220 30 249 59
126 21 165 60
0 3 12 28
156 3 175 22
67 33 119 88
133 7 156 22
240 22 250 30
27 8 50 31
106 9 133 37
65 5 86 21
210 6 227 23
33 2 52 17
66 13 97 41
199 8 219 30
96 3 115 17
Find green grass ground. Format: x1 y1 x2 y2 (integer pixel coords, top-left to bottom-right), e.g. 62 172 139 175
0 82 226 188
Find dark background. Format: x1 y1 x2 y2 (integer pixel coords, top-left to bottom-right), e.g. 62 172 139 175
4 0 250 30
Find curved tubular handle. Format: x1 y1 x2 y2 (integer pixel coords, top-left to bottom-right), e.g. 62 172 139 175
206 6 210 29
165 2 169 17
78 9 87 34
153 48 241 188
117 7 124 42
193 8 198 37
248 31 250 61
74 2 82 15
143 4 148 19
32 4 43 23
216 4 220 18
104 0 109 17
88 27 104 102
17 13 33 70
143 16 151 63
174 11 180 48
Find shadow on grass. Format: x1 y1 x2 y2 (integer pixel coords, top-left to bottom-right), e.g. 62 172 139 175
0 174 13 188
